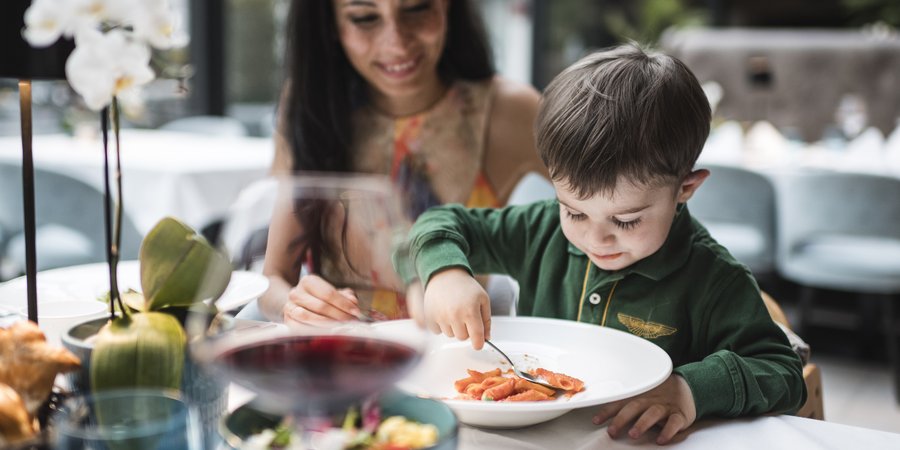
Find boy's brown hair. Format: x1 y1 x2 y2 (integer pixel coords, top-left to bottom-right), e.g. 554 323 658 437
536 44 711 199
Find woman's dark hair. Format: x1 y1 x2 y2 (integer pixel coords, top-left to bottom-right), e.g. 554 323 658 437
283 0 495 274
283 0 495 173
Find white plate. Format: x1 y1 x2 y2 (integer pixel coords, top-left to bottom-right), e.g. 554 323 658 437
0 260 268 313
379 317 672 428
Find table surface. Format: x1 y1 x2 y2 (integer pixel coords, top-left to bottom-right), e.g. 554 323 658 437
0 129 274 233
225 385 900 450
456 407 900 450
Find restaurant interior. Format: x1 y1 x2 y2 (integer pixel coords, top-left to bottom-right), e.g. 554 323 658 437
0 0 898 449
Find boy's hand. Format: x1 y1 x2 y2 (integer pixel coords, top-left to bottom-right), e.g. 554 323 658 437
282 274 360 325
423 268 491 350
592 374 696 445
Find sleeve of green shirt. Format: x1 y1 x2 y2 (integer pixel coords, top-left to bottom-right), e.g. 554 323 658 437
673 271 807 419
401 202 549 285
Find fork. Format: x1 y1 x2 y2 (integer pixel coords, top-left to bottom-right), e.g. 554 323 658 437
483 339 558 390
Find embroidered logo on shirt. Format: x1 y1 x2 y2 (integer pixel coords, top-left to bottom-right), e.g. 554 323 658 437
617 313 677 339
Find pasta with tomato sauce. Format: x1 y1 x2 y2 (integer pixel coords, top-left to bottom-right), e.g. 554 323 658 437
452 368 585 401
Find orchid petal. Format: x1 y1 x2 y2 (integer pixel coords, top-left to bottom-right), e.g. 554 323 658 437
22 0 69 47
66 29 155 111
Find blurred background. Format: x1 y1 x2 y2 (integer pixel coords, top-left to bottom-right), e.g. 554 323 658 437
4 0 897 139
1 0 898 434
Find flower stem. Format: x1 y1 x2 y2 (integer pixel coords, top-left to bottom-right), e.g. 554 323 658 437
100 100 125 319
112 98 124 315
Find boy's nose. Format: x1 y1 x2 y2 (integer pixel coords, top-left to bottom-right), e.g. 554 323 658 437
587 226 616 248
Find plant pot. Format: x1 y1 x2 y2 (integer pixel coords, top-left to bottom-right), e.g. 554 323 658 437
62 317 227 450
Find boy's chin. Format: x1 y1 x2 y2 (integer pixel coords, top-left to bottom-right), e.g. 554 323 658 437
588 254 633 271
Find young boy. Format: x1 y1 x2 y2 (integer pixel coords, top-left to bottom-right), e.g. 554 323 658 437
398 44 806 444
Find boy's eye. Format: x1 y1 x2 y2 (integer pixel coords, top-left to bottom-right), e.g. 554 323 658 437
612 217 642 231
565 210 587 222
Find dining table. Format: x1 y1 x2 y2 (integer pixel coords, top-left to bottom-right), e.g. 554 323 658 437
0 128 274 234
697 120 900 180
457 407 900 449
225 386 900 450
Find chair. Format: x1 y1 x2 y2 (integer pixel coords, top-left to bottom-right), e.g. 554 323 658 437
762 291 824 420
219 178 277 271
159 115 248 137
775 171 900 401
507 172 555 206
690 164 778 280
0 162 142 276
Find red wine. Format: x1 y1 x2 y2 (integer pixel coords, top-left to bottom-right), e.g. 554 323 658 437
214 335 420 414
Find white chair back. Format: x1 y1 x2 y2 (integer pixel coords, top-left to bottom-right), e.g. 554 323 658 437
776 171 900 293
691 164 777 276
0 162 142 276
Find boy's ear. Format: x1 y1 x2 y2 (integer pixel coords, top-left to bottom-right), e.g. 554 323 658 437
676 169 710 203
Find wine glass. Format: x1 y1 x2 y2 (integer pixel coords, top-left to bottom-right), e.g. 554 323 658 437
187 173 427 447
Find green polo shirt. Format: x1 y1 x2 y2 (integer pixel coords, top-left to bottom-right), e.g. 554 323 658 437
402 200 806 420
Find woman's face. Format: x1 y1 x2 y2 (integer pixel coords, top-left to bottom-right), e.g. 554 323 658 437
333 0 449 115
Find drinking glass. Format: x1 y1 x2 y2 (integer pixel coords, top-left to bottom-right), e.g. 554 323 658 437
187 174 428 446
50 388 201 450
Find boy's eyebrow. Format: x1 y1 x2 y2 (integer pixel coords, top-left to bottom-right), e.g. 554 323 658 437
557 199 578 211
558 199 650 216
613 205 651 215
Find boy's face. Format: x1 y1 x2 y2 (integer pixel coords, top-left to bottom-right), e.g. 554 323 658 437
553 171 708 271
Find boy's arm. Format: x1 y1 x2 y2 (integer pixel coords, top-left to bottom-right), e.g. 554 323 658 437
400 202 550 286
673 272 807 420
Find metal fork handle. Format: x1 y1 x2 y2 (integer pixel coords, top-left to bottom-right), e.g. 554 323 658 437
484 339 557 390
484 339 512 364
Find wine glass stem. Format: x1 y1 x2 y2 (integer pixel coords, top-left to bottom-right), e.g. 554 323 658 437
295 409 342 450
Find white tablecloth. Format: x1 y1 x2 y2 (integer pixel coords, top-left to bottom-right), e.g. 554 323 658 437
0 129 274 233
698 121 900 179
459 407 900 450
225 387 900 450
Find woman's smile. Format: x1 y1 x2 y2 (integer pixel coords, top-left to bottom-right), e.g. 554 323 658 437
377 55 422 79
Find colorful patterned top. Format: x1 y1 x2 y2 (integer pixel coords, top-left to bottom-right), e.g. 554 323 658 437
352 78 501 214
324 78 501 319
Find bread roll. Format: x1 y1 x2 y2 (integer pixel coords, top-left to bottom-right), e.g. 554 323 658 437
0 321 81 415
0 382 35 446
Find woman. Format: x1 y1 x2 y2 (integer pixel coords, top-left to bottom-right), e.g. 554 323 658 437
259 0 546 324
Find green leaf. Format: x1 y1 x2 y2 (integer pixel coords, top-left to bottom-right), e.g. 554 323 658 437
90 312 186 391
140 217 232 311
89 313 186 450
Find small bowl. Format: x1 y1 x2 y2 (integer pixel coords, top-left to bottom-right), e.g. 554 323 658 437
61 317 109 394
20 300 107 346
221 390 458 450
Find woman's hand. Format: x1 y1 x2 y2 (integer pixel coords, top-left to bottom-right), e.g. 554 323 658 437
423 268 491 350
282 274 361 325
592 374 696 445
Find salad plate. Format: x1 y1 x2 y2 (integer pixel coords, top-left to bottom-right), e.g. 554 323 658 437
0 260 268 313
221 390 458 450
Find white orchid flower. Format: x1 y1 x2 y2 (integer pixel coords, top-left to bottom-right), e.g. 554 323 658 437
68 0 117 31
132 4 189 49
24 0 187 111
22 0 74 47
65 29 155 111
